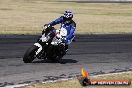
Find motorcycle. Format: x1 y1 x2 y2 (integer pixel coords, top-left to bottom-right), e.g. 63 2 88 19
23 26 67 63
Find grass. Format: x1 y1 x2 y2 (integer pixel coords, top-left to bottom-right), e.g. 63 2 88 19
23 72 132 88
0 0 132 34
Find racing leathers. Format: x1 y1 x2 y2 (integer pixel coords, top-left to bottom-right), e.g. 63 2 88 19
49 16 76 45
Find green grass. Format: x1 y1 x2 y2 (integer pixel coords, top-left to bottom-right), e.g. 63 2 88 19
0 0 132 34
24 72 132 88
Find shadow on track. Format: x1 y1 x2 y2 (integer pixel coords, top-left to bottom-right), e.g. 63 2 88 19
32 59 78 64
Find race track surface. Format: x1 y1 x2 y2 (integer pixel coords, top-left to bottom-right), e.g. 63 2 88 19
0 34 132 87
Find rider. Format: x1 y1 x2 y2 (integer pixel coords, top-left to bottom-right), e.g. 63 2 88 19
44 10 76 51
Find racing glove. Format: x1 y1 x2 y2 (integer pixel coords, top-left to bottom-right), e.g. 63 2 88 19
42 24 51 34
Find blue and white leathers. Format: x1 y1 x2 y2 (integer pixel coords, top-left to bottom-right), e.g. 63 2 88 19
49 16 76 44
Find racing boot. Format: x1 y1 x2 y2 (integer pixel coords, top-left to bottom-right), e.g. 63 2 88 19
65 45 68 52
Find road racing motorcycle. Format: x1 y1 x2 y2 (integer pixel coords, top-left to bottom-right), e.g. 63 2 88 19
23 25 67 63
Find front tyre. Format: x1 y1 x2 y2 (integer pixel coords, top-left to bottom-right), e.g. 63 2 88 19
23 45 38 63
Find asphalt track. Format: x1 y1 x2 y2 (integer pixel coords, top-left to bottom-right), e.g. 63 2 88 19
0 34 132 87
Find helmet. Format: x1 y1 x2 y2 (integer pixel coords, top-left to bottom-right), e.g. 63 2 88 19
63 10 73 22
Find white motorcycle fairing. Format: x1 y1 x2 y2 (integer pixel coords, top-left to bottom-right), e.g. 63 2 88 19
51 27 67 45
34 43 42 55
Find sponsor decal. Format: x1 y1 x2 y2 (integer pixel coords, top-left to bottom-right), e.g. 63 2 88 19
77 68 131 86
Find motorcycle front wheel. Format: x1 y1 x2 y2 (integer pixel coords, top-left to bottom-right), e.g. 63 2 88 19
23 45 38 63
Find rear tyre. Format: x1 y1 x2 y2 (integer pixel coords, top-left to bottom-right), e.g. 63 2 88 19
47 53 64 63
23 45 38 63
